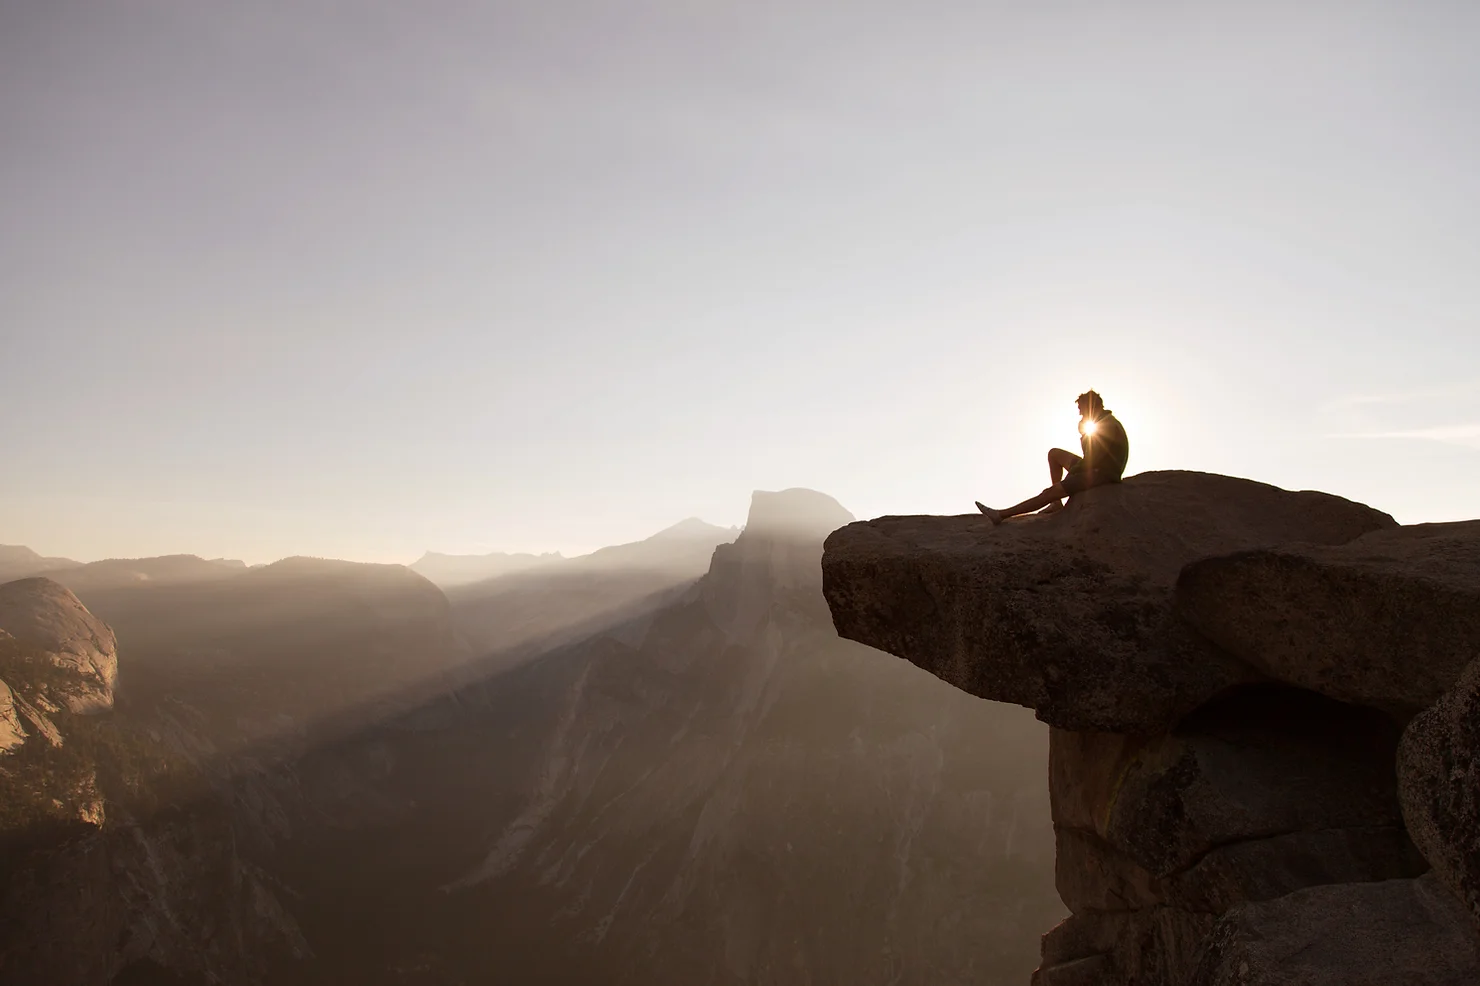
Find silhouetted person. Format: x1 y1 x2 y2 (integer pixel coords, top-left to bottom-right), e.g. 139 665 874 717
976 390 1129 524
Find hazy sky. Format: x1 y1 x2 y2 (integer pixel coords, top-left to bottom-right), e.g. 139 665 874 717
3 1 1477 564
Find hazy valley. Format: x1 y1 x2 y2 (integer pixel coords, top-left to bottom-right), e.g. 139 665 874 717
0 489 1059 986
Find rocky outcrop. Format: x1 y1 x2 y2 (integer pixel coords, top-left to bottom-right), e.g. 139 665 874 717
822 471 1395 733
1177 521 1480 716
821 470 1480 985
1399 655 1480 933
0 582 124 837
0 587 115 844
0 577 118 713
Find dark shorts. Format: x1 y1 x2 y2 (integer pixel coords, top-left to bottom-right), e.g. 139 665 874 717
1061 457 1124 495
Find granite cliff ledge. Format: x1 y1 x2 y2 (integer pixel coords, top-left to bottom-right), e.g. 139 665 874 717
821 470 1480 985
821 471 1395 734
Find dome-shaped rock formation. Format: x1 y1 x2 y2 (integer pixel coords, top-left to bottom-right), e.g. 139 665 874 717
0 577 119 714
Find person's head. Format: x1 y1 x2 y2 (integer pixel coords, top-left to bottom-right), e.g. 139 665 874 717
1076 390 1105 420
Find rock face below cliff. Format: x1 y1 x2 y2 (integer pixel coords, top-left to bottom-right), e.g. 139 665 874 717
821 470 1480 985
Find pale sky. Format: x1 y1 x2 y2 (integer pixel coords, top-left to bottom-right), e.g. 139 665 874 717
3 1 1477 565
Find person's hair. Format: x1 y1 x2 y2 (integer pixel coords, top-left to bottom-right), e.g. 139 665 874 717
1077 390 1105 414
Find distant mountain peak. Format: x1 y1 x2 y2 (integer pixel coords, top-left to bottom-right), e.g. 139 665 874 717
649 517 735 541
742 489 854 540
0 545 82 583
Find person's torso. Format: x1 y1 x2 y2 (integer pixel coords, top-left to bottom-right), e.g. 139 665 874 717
1082 412 1129 475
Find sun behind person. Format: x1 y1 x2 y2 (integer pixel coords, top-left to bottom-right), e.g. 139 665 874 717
975 390 1130 524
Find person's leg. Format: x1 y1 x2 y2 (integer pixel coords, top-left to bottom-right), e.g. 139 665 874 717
977 461 1092 525
1048 448 1078 485
1043 448 1079 514
978 484 1066 524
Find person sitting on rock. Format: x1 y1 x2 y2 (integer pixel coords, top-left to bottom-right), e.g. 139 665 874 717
976 390 1130 525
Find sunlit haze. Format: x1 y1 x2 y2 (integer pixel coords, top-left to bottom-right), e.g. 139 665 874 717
4 1 1477 565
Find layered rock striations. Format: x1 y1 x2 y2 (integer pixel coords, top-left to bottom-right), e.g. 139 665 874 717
822 470 1480 985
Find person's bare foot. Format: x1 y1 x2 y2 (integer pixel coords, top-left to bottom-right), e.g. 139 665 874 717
1039 502 1064 515
975 501 1004 525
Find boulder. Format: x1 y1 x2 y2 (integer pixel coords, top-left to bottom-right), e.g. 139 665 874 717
1189 874 1480 986
1398 655 1480 932
822 471 1394 732
0 577 118 713
1177 520 1480 715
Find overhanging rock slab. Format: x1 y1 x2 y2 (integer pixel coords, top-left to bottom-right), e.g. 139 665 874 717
822 471 1394 733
